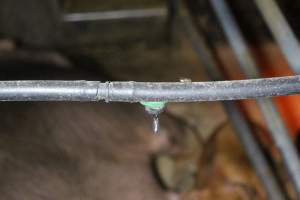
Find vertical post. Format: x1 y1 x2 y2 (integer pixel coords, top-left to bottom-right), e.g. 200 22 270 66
179 2 286 199
210 0 300 197
166 0 179 44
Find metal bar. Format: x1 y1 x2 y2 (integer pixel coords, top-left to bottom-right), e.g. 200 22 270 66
210 0 300 197
226 103 286 200
0 77 299 102
63 8 167 22
254 0 300 74
179 4 286 199
166 0 179 43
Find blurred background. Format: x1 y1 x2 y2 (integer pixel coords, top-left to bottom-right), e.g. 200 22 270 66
0 0 300 199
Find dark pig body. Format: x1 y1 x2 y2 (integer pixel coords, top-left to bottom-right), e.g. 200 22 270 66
0 102 169 200
0 0 61 47
0 60 170 200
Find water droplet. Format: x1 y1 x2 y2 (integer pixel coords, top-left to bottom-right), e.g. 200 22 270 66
153 115 160 134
